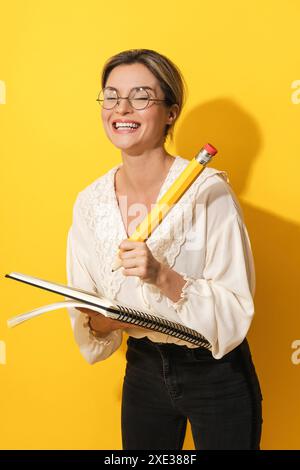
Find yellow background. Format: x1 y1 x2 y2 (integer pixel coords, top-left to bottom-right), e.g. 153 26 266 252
1 0 299 450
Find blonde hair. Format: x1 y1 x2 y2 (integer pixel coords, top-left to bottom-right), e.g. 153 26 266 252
101 49 187 143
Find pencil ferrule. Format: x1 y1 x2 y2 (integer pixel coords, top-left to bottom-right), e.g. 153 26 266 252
195 148 214 165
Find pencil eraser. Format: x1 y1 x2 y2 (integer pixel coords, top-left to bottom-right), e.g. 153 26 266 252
204 143 218 156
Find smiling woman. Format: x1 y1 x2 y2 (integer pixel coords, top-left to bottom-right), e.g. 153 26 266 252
66 49 263 451
99 49 187 145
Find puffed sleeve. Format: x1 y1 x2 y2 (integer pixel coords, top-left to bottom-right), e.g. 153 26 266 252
166 179 256 359
66 193 123 364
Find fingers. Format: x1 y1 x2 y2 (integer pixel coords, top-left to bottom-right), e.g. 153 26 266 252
122 267 143 277
121 256 146 270
120 249 145 260
119 240 145 251
75 307 99 318
75 307 89 314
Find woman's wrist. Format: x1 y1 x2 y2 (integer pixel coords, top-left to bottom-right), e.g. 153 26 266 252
155 262 169 289
155 263 186 303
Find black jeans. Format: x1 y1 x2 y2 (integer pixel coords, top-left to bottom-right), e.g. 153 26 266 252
121 336 263 450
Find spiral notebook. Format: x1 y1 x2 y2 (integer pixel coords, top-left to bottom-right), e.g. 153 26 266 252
5 272 211 350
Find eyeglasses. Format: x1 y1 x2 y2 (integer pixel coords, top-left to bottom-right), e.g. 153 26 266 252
96 86 167 110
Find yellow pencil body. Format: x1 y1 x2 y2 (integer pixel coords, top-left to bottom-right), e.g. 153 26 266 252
131 158 204 241
112 144 217 271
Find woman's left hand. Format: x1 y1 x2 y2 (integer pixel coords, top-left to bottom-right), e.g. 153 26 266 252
118 239 162 286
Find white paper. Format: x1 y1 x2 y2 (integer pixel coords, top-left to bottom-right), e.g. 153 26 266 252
7 300 111 328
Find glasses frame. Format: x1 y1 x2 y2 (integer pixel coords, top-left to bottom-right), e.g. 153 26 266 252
96 86 167 110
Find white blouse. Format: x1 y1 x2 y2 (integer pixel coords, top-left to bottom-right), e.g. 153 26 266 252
66 155 256 364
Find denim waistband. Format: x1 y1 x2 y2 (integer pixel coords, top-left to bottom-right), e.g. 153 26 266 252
127 335 251 362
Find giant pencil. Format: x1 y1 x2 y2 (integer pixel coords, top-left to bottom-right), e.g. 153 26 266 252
112 143 218 272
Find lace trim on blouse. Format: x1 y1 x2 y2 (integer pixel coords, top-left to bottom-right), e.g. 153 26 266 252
165 272 195 310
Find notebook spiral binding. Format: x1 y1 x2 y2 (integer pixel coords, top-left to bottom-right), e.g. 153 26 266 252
115 303 212 350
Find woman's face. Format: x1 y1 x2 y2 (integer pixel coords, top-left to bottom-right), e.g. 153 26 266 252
101 63 177 155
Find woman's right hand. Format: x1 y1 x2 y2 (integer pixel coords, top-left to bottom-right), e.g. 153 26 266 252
75 307 147 337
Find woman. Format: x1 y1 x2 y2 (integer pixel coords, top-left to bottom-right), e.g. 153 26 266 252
66 49 263 450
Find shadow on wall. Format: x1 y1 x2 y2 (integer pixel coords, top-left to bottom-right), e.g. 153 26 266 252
119 98 300 450
177 98 300 450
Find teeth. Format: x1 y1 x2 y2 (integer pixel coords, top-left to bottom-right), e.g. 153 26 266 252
114 122 140 129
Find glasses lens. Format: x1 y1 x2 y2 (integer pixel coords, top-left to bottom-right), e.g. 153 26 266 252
129 88 150 109
98 88 118 109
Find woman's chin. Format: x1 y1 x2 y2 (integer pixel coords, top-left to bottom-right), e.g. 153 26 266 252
110 136 145 152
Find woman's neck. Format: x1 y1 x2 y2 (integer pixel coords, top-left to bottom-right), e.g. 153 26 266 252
117 149 175 198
